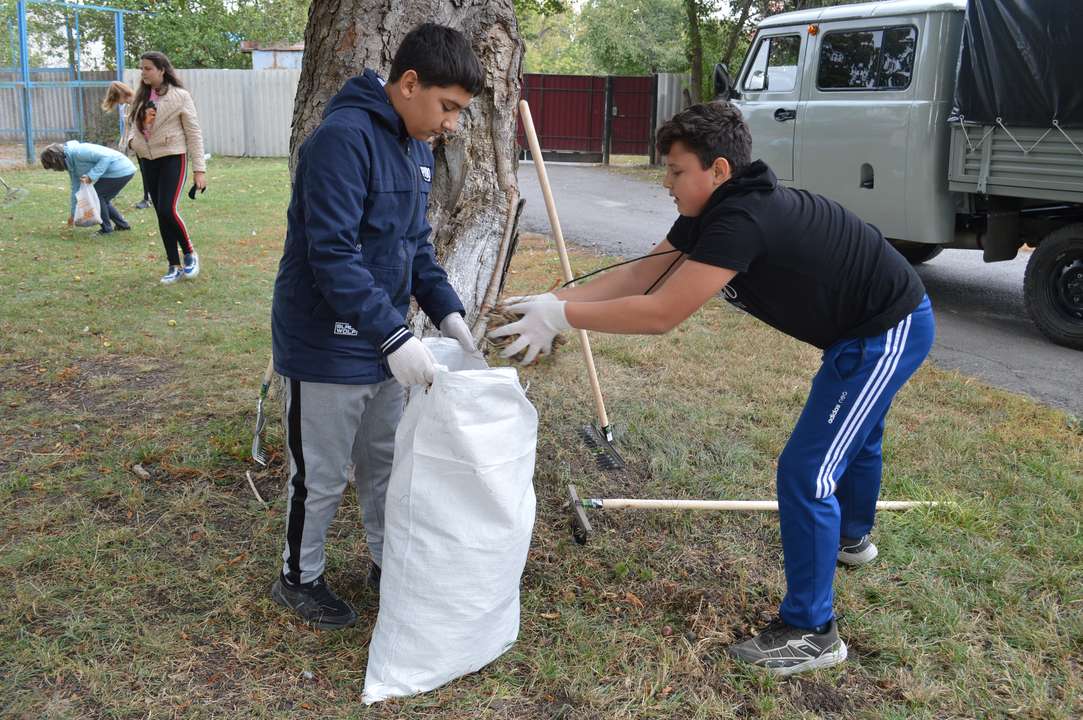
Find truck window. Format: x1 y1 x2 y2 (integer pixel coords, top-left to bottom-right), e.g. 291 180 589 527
743 35 801 93
817 26 917 90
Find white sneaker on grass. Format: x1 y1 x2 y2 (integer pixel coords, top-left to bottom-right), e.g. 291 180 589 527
160 266 183 284
182 252 200 279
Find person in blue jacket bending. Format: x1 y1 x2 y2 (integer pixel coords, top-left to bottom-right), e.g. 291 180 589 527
40 140 136 235
269 23 484 630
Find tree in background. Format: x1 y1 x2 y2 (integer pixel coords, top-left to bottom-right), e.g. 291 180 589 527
517 0 873 104
519 5 599 74
578 0 687 75
10 0 310 70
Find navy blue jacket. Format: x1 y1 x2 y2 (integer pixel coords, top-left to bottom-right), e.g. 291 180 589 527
272 70 464 384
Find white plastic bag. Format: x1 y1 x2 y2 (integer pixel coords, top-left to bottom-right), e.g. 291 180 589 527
363 338 538 704
74 183 101 227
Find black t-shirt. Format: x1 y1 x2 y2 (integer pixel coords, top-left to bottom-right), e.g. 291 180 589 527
667 161 926 349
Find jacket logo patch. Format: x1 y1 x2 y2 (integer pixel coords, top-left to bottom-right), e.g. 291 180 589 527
419 165 432 182
334 321 358 336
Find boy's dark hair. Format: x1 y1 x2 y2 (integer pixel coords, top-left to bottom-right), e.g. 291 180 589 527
388 23 484 96
657 101 752 174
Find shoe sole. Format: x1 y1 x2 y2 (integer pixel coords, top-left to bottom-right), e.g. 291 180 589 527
838 544 879 567
766 640 848 677
270 579 358 630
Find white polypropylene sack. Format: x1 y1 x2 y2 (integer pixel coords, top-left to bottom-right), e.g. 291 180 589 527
74 183 101 227
362 338 538 704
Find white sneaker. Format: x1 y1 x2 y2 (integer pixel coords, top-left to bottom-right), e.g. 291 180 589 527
160 266 183 284
182 252 200 279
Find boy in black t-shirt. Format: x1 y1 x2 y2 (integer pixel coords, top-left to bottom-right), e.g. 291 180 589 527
491 102 935 676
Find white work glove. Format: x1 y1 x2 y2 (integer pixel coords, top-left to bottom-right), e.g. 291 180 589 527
439 312 479 355
386 336 436 387
501 291 558 306
487 300 570 365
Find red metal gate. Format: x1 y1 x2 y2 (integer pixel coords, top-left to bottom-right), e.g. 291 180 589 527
610 76 654 156
518 73 657 162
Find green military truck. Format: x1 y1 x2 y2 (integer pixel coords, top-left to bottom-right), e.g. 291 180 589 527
717 0 1083 349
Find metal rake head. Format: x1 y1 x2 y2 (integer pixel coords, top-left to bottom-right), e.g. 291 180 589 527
579 424 625 471
1 186 29 207
252 442 269 467
251 393 270 466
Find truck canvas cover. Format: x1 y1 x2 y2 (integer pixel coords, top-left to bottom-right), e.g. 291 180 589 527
952 0 1083 128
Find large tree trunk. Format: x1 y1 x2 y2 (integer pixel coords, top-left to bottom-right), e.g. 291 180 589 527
289 0 523 330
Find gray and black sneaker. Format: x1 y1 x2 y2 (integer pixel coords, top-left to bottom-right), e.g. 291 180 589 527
727 618 847 676
270 573 358 630
838 534 878 566
366 562 381 592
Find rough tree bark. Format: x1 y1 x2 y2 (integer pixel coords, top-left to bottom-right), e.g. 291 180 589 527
289 0 523 331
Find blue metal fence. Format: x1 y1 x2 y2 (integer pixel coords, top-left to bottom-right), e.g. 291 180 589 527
1 0 135 164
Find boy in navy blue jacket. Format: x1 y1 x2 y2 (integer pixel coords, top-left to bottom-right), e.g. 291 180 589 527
269 23 483 629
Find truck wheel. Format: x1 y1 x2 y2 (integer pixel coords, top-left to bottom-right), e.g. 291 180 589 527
890 240 943 265
1023 225 1083 351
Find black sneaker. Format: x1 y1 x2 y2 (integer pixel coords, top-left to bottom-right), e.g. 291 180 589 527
270 573 358 630
838 534 878 566
135 198 151 209
366 562 381 592
727 618 847 676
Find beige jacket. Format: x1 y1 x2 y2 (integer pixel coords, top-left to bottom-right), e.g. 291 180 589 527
126 85 206 172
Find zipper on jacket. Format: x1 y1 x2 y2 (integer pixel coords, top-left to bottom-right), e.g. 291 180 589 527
393 140 419 304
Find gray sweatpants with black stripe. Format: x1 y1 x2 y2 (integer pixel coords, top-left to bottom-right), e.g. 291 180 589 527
280 377 404 585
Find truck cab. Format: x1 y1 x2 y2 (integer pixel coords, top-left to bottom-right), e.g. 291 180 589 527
726 0 1083 350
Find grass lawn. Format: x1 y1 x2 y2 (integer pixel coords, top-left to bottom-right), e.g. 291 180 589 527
1 158 1080 719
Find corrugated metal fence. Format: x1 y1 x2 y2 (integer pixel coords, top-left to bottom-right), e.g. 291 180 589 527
656 73 690 127
6 69 685 159
122 68 300 157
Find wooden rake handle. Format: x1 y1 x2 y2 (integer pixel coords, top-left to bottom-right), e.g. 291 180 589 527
518 99 611 433
593 499 944 511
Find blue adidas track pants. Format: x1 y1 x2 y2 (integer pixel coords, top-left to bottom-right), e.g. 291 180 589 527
777 296 935 630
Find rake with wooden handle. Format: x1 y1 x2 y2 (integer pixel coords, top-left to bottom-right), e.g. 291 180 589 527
567 484 946 545
518 99 624 471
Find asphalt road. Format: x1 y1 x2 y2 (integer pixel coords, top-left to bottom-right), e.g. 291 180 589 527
516 161 1082 418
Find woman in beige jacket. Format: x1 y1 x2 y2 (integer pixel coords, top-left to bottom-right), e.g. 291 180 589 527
125 51 207 284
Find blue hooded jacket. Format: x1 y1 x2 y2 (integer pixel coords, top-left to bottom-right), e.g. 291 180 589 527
62 140 136 217
271 70 465 384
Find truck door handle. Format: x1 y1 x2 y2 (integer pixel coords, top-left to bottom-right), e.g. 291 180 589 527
774 108 797 122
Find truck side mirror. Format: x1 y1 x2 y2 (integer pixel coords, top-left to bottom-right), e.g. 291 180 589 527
713 63 739 100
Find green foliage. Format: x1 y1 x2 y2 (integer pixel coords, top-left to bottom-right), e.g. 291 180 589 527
514 0 567 17
520 8 599 75
579 0 689 74
12 0 309 70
